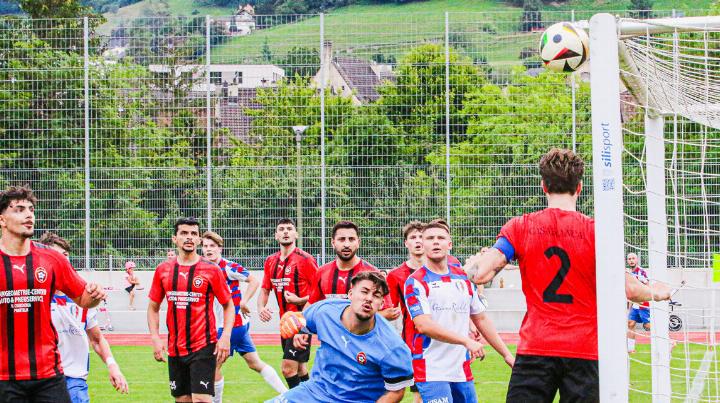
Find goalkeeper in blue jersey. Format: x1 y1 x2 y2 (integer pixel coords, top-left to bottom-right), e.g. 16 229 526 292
266 271 414 403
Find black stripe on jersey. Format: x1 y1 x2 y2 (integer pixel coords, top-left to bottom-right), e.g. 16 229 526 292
204 281 211 345
1 255 15 380
293 263 300 296
345 268 356 295
185 264 197 353
331 266 339 295
49 270 61 377
25 253 37 379
273 257 287 314
171 263 180 357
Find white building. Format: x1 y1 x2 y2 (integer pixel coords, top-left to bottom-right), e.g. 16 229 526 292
148 64 285 94
225 4 256 36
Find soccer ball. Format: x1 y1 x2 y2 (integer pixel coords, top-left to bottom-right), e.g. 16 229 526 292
539 22 589 73
279 311 306 339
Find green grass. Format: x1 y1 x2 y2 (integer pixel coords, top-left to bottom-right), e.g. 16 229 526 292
87 343 718 402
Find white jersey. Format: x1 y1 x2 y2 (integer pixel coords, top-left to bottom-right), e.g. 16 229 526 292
50 295 98 380
405 265 486 382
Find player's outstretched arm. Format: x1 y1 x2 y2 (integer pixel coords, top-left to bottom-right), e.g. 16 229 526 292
147 300 167 362
470 313 514 367
73 282 106 308
625 272 673 303
466 248 508 285
87 326 129 394
215 301 234 364
413 314 484 359
376 389 404 403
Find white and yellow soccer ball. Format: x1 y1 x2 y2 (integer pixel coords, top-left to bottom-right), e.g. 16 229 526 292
539 22 589 73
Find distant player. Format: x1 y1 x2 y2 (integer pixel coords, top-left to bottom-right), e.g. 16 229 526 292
626 253 650 354
269 271 414 403
201 231 287 402
405 220 513 403
0 185 106 402
257 218 319 389
39 232 129 402
147 217 235 403
467 148 673 402
167 250 177 261
386 220 425 403
123 261 141 311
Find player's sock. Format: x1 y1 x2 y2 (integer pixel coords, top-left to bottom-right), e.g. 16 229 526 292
213 377 224 403
299 374 309 383
627 338 636 352
285 375 300 389
261 365 288 393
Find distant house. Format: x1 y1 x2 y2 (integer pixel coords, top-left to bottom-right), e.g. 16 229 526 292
148 64 284 95
312 41 395 105
226 4 256 36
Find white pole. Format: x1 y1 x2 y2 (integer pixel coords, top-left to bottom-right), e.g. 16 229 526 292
444 12 451 225
205 15 213 230
589 13 629 402
571 10 577 153
83 16 91 272
319 13 326 264
646 114 672 402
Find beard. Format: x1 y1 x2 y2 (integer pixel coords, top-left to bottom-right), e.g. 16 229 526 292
279 239 294 247
336 249 356 261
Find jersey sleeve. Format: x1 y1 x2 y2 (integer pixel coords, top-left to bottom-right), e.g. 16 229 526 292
85 308 99 330
261 258 273 290
469 282 487 315
298 257 319 297
226 262 249 282
386 272 401 308
303 299 322 334
54 255 86 299
210 268 232 305
148 266 165 304
380 343 414 391
497 216 524 261
404 277 430 319
308 271 324 304
382 294 394 309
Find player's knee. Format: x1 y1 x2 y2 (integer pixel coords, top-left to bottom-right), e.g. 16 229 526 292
247 358 265 372
627 320 635 328
190 393 213 403
281 362 298 378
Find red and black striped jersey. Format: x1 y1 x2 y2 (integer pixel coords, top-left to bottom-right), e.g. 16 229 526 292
387 261 417 348
262 248 318 317
309 259 393 308
149 258 231 357
0 242 86 381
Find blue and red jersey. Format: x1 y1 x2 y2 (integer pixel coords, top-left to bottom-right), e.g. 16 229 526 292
217 258 250 327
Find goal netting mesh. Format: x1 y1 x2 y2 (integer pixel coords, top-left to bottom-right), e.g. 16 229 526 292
617 16 720 401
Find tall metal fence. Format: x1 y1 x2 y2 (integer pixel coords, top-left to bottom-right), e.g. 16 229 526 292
0 8 712 271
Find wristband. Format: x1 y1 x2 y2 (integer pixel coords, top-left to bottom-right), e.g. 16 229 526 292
106 357 117 367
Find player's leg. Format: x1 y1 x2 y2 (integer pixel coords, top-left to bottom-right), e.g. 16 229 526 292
505 354 560 403
128 289 135 310
295 335 312 382
169 352 194 402
233 324 287 393
188 344 217 403
409 384 422 403
627 309 640 353
213 328 229 403
640 309 651 332
415 381 453 403
65 377 90 403
281 337 302 388
12 375 72 403
450 381 478 403
558 357 599 403
264 381 315 403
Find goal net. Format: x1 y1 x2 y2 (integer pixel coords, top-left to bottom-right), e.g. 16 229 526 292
590 14 720 402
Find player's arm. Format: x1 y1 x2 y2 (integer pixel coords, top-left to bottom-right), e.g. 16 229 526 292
257 287 273 322
470 313 514 367
56 256 106 308
412 314 484 359
216 300 234 363
467 247 509 285
240 274 260 314
86 325 129 393
71 283 106 309
147 299 167 362
376 389 404 403
625 272 672 303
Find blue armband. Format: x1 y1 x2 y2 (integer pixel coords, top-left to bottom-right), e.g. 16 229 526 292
492 237 515 262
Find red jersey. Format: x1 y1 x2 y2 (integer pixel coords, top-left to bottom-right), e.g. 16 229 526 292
309 259 393 307
499 208 597 360
262 248 318 317
387 261 417 347
0 242 86 380
149 258 231 357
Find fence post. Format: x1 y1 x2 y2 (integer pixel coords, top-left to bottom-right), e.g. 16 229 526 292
444 12 451 225
83 16 91 271
319 13 327 264
205 15 213 230
571 10 577 152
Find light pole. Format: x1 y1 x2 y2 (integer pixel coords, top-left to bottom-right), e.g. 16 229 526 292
292 125 308 247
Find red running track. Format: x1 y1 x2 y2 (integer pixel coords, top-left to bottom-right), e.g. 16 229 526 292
104 332 720 346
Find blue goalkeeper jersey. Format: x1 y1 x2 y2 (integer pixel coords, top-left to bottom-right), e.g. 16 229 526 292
268 299 414 403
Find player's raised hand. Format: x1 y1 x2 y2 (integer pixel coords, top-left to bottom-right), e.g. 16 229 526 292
464 339 485 360
293 333 310 350
259 306 274 322
151 335 167 362
86 283 106 301
108 363 129 394
215 333 231 364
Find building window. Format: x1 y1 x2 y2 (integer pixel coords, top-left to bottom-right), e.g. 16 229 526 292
234 71 243 84
210 71 222 85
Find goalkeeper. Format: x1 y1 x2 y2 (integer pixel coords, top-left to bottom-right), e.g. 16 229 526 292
266 271 414 403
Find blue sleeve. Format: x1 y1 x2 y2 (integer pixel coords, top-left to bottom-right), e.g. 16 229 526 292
380 341 414 391
304 301 322 334
493 236 515 262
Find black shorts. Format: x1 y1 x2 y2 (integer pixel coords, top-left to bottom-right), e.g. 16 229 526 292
506 354 598 403
125 284 135 293
410 384 418 393
281 336 312 362
168 344 217 397
0 374 71 403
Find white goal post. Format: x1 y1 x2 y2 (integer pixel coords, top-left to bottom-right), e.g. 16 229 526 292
588 13 720 403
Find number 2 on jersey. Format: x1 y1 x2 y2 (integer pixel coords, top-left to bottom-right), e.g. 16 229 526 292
543 246 573 304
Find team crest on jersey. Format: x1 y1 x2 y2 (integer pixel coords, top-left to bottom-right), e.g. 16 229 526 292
356 351 367 365
34 267 48 283
284 265 292 275
193 276 203 288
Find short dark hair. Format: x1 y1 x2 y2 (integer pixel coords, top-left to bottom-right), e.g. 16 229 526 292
539 148 585 195
0 185 37 214
350 271 389 297
332 220 359 239
402 220 425 239
423 218 450 235
38 231 71 252
174 217 200 235
202 231 223 247
276 218 296 228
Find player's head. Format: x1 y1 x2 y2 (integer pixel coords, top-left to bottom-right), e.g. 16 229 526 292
0 185 37 240
403 220 425 258
627 253 639 268
539 148 584 197
172 217 201 254
202 231 224 263
331 220 360 262
347 271 389 321
125 261 136 273
422 219 452 263
38 231 71 259
166 249 176 260
275 218 298 247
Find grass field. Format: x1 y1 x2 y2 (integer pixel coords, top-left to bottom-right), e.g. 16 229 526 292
86 343 718 402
